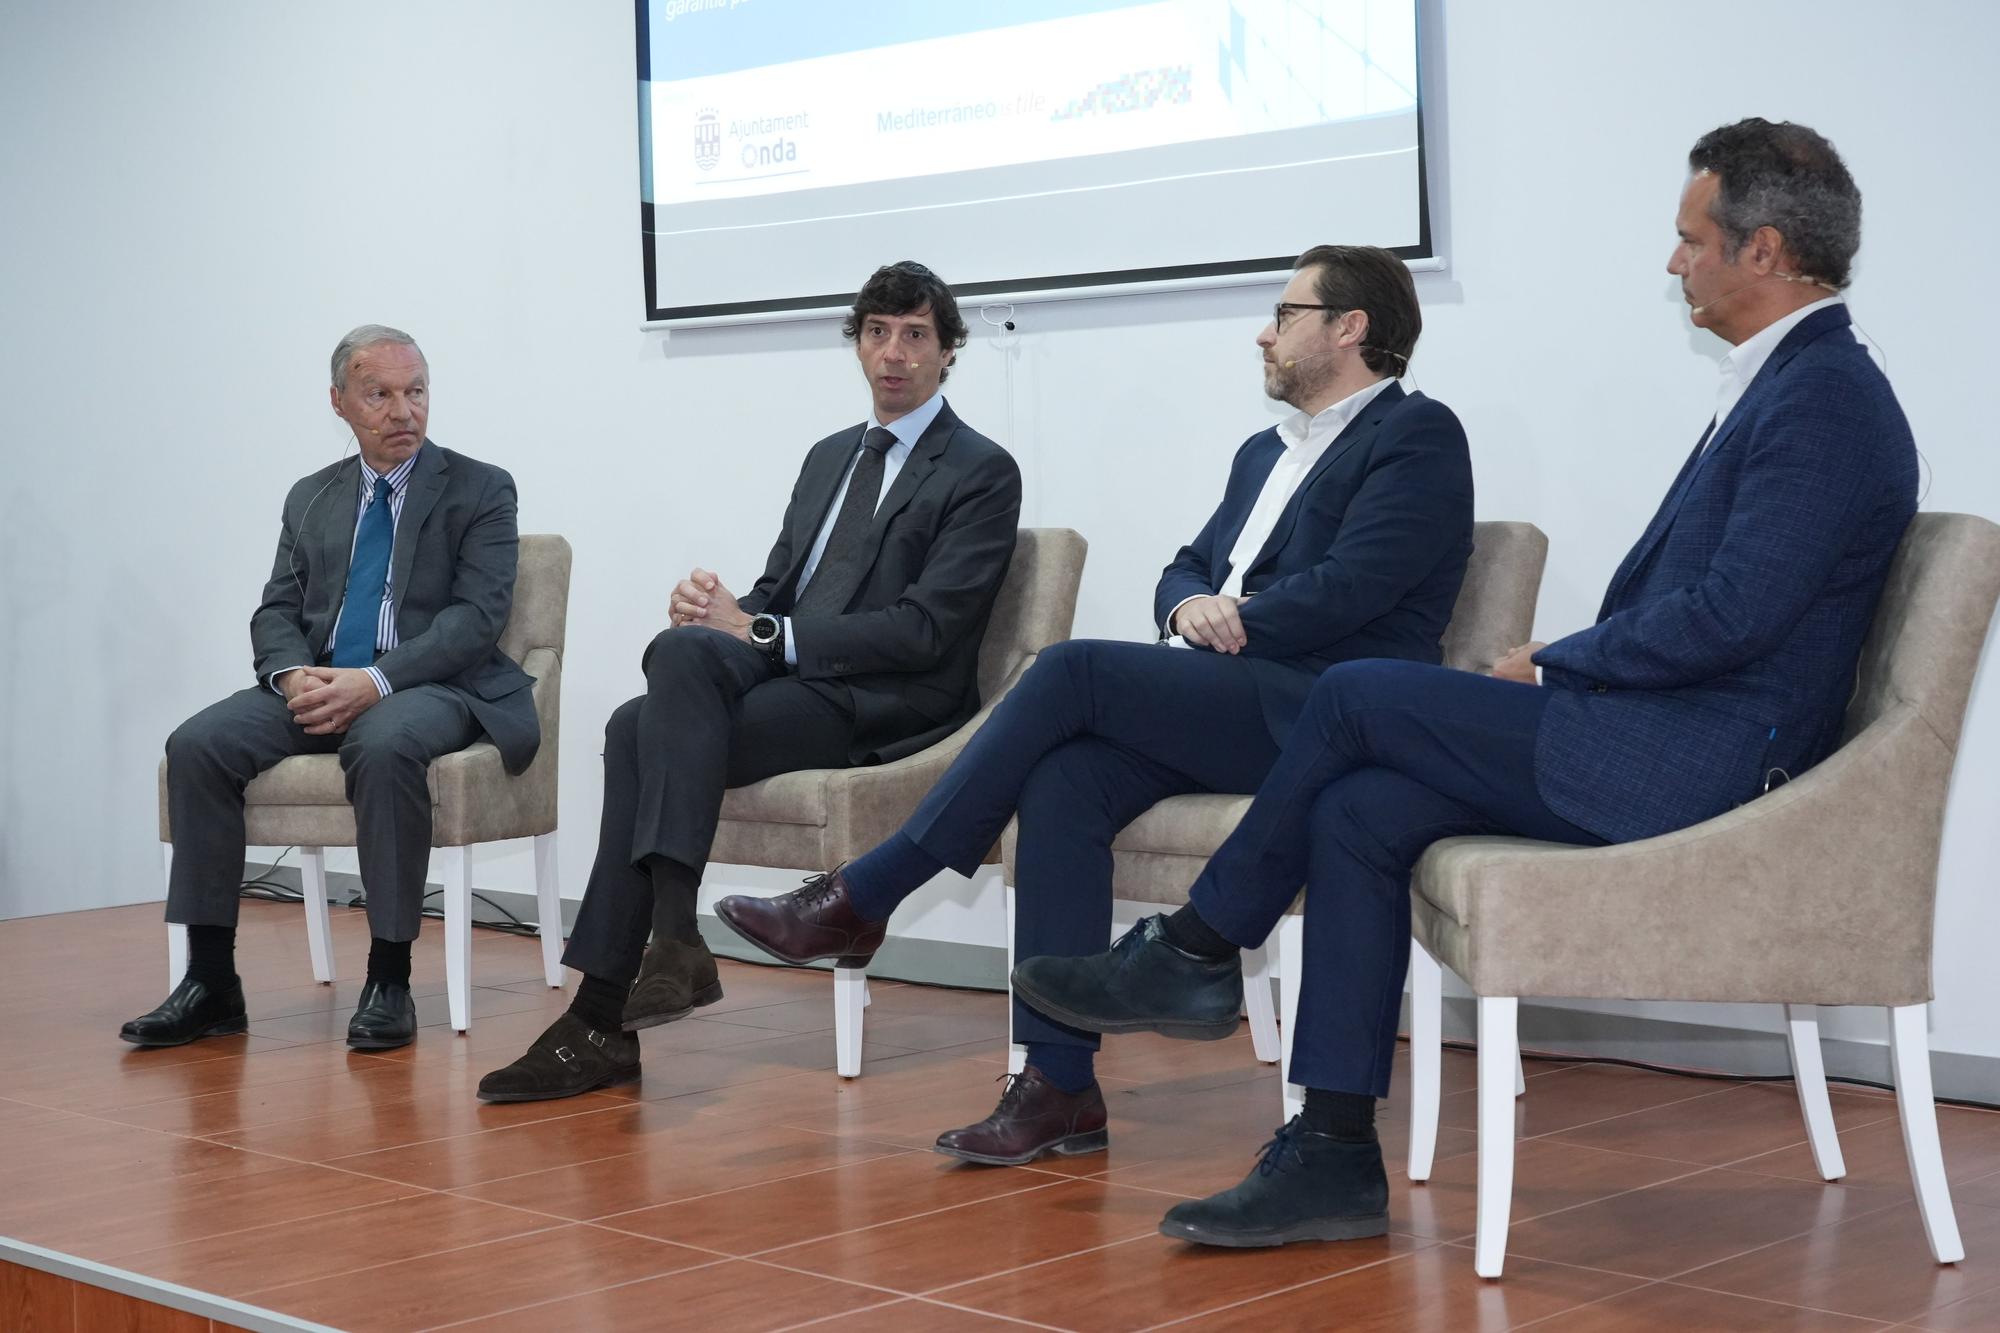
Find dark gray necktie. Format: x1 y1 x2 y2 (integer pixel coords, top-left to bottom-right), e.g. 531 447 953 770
794 427 896 615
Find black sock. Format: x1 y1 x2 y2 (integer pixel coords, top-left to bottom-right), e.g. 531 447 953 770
185 925 237 989
366 937 413 989
647 856 704 946
1024 1042 1096 1094
569 973 627 1033
1302 1088 1378 1142
1160 904 1236 961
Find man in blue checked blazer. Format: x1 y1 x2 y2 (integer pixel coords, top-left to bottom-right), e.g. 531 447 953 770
1010 119 1919 1250
125 326 536 1054
716 244 1474 1165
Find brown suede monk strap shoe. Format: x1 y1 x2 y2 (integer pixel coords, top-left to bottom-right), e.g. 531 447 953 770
622 937 724 1031
477 1013 639 1103
714 867 885 968
934 1067 1110 1166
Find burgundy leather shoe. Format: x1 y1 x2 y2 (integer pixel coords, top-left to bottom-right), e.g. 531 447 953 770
934 1067 1109 1166
714 868 886 968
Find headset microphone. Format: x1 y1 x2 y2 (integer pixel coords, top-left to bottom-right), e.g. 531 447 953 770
1282 349 1337 369
1691 271 1837 318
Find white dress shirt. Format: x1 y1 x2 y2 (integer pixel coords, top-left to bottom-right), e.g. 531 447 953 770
781 388 940 663
1164 377 1398 643
1711 296 1844 445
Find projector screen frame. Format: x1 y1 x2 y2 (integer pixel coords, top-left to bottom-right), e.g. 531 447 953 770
636 0 1447 330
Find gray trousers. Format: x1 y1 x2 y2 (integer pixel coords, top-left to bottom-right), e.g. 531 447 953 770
164 683 480 942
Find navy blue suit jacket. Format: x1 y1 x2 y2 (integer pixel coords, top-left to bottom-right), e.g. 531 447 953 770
1155 383 1475 742
1534 306 1917 843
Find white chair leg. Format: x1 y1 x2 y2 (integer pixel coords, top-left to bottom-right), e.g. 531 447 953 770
164 845 187 988
1516 1051 1528 1098
1474 996 1520 1279
833 965 866 1078
1890 1003 1964 1263
1278 912 1305 1122
1243 938 1280 1064
1407 938 1442 1180
441 846 472 1033
1783 1003 1846 1181
533 831 563 988
300 847 334 985
1005 883 1026 1075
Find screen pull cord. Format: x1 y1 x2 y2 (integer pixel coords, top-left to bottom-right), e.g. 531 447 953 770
979 302 1028 518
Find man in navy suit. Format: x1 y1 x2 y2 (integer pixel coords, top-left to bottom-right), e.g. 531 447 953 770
1009 118 1918 1248
717 244 1475 1164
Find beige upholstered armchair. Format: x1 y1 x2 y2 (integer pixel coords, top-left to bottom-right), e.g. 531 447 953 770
1000 521 1552 1074
708 527 1089 1075
1405 512 2000 1276
160 534 573 1033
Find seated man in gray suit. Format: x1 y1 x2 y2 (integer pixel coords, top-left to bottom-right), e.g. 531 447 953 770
124 325 537 1052
479 261 1023 1103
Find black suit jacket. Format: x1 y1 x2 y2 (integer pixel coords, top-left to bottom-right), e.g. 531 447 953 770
250 441 540 772
1153 384 1475 741
740 400 1023 763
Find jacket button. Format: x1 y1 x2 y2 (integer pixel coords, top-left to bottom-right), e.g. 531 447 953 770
1589 683 1607 694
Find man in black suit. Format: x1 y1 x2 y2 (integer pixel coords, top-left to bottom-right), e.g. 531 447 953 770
717 245 1474 1164
480 261 1023 1102
126 325 537 1052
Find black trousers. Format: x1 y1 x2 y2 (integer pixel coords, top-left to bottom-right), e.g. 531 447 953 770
561 626 860 984
164 683 481 942
894 638 1292 1051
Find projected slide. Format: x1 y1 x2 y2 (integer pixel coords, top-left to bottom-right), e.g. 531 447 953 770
639 0 1426 321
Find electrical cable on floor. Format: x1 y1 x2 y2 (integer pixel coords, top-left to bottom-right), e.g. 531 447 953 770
1432 1036 2000 1113
237 856 544 938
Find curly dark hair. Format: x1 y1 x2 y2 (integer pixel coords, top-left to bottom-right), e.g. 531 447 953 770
1688 118 1861 288
841 261 968 381
1292 244 1421 377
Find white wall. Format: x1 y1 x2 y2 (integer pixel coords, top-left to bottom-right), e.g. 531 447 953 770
4 2 1997 1061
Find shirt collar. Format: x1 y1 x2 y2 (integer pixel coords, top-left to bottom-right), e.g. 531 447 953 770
1275 377 1397 454
1720 296 1844 395
360 447 420 501
868 389 945 456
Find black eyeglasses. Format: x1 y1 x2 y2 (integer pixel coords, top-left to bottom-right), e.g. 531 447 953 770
1273 302 1339 333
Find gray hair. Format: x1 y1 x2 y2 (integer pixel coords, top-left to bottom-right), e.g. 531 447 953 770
330 324 425 390
1688 119 1862 289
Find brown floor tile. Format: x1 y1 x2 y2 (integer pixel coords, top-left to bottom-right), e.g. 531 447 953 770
1501 1164 1901 1279
1171 1243 1644 1332
940 1228 1435 1331
1730 1103 2000 1193
605 1150 1062 1254
208 1083 626 1163
764 1177 1169 1294
243 984 550 1045
245 1224 712 1330
1906 1278 2000 1330
114 1192 557 1296
1546 1082 1901 1168
1678 1199 2000 1324
7 1039 380 1115
1386 1138 1702 1243
1439 1064 1736 1140
95 1059 429 1138
785 1298 1034 1330
440 1258 889 1331
1531 1279 1891 1329
1102 1125 1483 1206
456 1122 910 1220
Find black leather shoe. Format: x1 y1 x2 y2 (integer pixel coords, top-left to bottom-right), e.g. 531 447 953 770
1011 915 1241 1041
623 938 724 1030
477 1013 640 1103
346 980 418 1050
119 976 248 1047
1159 1118 1389 1246
934 1068 1109 1166
714 868 886 968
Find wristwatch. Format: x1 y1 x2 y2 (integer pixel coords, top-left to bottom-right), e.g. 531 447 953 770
749 613 786 665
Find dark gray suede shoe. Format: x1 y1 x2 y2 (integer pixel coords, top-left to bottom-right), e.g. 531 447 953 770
1159 1118 1389 1247
1010 915 1241 1041
477 1013 639 1103
622 938 723 1031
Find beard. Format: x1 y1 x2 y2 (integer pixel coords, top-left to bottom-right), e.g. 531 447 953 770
1262 356 1332 409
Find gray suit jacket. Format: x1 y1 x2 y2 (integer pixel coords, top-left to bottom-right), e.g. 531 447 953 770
250 440 539 773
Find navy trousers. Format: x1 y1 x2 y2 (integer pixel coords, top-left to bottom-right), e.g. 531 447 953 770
900 638 1303 1050
1189 660 1603 1098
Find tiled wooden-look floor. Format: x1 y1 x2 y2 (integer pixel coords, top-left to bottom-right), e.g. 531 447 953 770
5 901 2000 1331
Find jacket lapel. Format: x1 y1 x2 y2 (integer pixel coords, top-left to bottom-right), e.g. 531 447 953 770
387 442 447 625
314 457 364 654
1242 382 1407 579
865 399 956 539
775 424 870 604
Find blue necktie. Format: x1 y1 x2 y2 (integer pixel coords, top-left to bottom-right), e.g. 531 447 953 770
331 481 396 667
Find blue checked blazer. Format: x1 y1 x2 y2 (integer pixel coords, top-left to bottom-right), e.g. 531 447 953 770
1532 305 1917 844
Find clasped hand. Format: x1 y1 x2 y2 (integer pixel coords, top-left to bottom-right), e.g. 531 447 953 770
1492 641 1547 685
668 567 751 642
284 666 383 735
1174 594 1248 654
